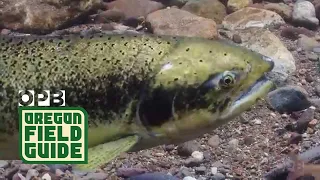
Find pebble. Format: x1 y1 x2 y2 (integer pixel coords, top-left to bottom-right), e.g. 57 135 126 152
0 161 8 169
117 168 147 177
210 173 225 180
297 34 320 51
208 135 220 148
308 53 319 61
267 86 311 113
184 157 203 167
252 118 262 125
26 169 39 180
191 151 204 161
292 0 319 29
47 164 70 173
80 172 108 180
183 176 197 180
295 107 315 133
127 172 179 180
244 136 255 145
177 141 201 157
228 139 239 151
309 119 318 128
164 144 175 151
195 166 206 175
289 132 303 144
211 167 218 175
42 173 51 180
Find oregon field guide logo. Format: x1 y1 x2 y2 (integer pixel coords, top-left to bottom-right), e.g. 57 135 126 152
18 90 88 164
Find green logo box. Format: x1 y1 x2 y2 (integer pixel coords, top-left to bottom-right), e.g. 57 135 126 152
18 107 88 164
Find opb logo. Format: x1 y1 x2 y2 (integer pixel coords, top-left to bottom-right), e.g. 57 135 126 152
18 90 66 107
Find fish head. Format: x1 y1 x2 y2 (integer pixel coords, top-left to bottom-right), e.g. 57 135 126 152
136 38 274 147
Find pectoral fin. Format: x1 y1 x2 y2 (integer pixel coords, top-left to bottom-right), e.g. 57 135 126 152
74 135 139 170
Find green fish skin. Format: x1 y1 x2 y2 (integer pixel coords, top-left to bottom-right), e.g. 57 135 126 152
0 33 274 169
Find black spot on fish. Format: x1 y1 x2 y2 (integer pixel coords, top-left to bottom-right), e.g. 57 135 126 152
186 48 190 52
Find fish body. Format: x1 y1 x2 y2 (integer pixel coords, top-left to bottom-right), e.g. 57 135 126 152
0 33 274 169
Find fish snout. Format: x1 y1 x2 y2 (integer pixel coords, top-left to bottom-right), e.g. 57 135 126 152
262 55 275 72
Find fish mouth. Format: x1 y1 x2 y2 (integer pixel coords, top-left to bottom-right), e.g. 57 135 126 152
218 57 275 121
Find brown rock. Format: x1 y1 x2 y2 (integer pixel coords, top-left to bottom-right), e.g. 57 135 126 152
146 7 218 39
222 7 285 30
181 0 227 24
227 0 253 13
288 132 302 145
0 0 103 34
308 119 318 128
280 26 315 40
263 3 292 21
106 0 164 19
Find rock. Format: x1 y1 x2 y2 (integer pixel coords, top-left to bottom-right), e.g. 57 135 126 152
177 141 201 157
210 173 225 180
222 7 285 30
32 164 50 173
289 132 303 144
243 136 255 145
0 161 8 169
267 86 312 113
291 107 315 134
179 167 193 177
5 165 19 179
195 166 206 175
184 157 203 167
128 172 179 180
191 151 204 161
19 164 32 173
80 172 108 180
55 169 64 177
146 7 218 39
41 173 51 180
227 0 252 13
309 119 318 128
264 3 292 21
315 2 320 21
25 169 39 180
252 118 262 125
228 139 239 151
211 167 218 175
208 135 220 148
280 26 315 40
232 34 242 43
292 0 319 29
307 53 319 61
236 28 295 84
47 164 70 173
12 173 25 180
106 0 164 20
181 0 227 24
183 176 197 180
297 35 320 51
116 168 147 178
164 144 175 151
0 0 103 34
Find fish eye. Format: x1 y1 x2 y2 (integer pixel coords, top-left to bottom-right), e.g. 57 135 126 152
220 72 235 87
